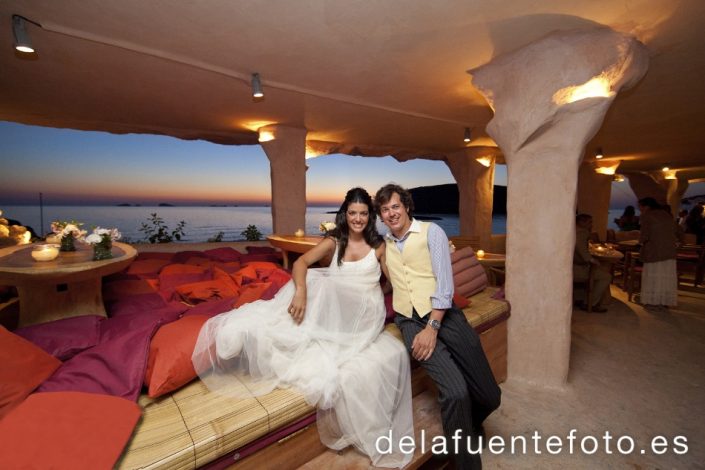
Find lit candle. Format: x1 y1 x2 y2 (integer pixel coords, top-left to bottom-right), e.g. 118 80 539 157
294 229 305 237
476 249 485 259
31 244 59 261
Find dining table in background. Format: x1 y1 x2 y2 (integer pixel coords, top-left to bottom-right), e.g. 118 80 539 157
267 234 324 269
475 252 506 286
0 241 137 327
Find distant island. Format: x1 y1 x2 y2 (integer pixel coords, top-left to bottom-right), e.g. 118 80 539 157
158 203 174 207
409 184 507 215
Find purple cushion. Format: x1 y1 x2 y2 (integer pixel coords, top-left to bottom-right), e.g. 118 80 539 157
451 247 488 298
204 247 243 262
101 303 185 342
107 293 172 317
14 315 104 361
38 322 160 401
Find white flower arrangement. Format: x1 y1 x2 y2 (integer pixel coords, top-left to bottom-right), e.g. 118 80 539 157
319 221 336 233
51 220 87 240
85 227 121 244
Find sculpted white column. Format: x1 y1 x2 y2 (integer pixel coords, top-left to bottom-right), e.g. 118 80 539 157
667 178 689 216
577 162 613 240
445 147 499 250
626 172 667 204
260 125 307 234
470 28 648 387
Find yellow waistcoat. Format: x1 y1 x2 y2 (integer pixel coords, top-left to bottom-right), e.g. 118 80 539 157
385 221 437 317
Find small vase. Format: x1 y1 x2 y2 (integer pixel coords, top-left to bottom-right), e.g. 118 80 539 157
60 233 76 252
93 237 113 260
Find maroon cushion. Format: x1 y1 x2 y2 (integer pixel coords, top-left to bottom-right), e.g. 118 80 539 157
172 251 209 264
246 245 277 254
204 247 243 262
38 323 160 401
451 247 488 297
240 253 283 264
14 315 104 361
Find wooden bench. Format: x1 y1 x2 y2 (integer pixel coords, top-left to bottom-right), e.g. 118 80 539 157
117 247 510 469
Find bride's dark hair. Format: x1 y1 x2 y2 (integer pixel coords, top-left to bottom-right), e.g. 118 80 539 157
328 187 383 266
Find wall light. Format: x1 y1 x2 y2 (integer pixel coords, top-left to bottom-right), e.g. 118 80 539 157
613 174 625 182
594 160 620 175
662 168 677 180
12 15 35 53
662 166 669 172
595 147 604 159
463 127 472 143
251 73 264 99
554 76 614 104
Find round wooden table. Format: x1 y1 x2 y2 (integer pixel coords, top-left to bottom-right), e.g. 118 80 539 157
0 242 137 327
267 234 323 269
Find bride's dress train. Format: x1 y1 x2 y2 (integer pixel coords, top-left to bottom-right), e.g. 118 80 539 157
192 246 413 468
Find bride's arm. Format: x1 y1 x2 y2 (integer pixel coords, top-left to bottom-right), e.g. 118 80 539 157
288 237 336 324
376 244 392 294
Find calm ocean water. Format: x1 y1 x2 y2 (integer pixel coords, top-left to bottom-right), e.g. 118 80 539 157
2 205 512 242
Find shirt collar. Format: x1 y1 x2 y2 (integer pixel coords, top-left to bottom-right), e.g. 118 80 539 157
386 218 420 242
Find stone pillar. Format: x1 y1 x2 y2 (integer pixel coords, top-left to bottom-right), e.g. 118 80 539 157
470 28 648 387
667 178 689 216
260 125 307 234
626 172 667 204
577 162 613 240
444 147 499 250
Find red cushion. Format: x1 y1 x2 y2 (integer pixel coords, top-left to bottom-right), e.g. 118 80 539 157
233 282 272 308
126 258 172 276
204 247 243 262
145 315 209 398
0 326 62 419
453 292 470 309
0 391 141 470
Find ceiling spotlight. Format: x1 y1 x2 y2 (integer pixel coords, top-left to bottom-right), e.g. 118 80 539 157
662 166 670 172
463 127 472 143
12 15 35 53
595 147 604 159
251 73 264 99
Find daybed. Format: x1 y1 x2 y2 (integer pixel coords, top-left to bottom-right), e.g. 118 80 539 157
0 245 509 469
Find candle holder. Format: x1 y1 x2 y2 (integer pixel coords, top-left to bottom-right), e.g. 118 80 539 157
476 249 486 259
31 244 60 262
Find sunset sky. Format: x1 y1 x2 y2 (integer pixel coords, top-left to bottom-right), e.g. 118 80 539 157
1 121 701 209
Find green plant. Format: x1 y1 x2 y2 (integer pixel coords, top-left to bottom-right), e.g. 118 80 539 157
241 224 262 241
139 213 187 244
208 231 224 242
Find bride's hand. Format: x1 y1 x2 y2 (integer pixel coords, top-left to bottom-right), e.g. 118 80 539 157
288 289 306 324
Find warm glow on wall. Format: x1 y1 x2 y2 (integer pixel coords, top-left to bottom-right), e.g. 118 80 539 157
553 76 614 105
258 129 275 143
662 168 677 180
305 146 323 160
594 160 620 175
613 174 625 182
476 156 492 167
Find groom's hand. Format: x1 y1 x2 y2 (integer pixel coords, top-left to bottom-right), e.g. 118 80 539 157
411 327 437 361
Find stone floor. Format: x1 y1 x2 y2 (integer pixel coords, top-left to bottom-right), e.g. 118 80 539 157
481 283 705 469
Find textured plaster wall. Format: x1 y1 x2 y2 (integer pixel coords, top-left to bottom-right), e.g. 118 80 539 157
577 163 613 240
470 27 648 387
445 148 497 249
261 126 307 234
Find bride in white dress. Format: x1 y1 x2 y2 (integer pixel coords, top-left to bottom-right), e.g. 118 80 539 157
192 188 413 468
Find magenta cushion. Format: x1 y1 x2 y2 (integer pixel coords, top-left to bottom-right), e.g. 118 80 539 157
38 322 160 401
14 315 104 361
450 247 488 298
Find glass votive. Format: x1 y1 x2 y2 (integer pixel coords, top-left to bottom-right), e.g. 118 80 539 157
31 244 60 262
476 249 485 259
294 229 305 237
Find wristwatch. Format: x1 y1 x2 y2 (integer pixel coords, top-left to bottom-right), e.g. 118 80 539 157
428 319 441 331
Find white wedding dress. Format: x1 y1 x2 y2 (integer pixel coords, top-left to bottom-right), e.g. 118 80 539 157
192 245 413 468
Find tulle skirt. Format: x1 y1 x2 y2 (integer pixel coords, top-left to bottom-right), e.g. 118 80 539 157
192 270 413 468
641 259 678 306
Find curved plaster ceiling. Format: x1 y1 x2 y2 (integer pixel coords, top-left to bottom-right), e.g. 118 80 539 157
1 0 703 179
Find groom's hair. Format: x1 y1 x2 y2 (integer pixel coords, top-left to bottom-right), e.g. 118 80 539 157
374 183 414 217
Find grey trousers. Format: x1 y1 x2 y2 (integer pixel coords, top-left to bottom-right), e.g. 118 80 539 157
395 307 501 470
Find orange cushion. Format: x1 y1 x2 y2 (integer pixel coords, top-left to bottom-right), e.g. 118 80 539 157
126 258 172 276
230 265 259 287
242 261 281 272
144 315 209 398
0 326 62 419
233 282 272 308
0 391 141 469
175 278 239 305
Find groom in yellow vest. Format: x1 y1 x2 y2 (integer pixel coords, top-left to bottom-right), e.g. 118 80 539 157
375 183 500 469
